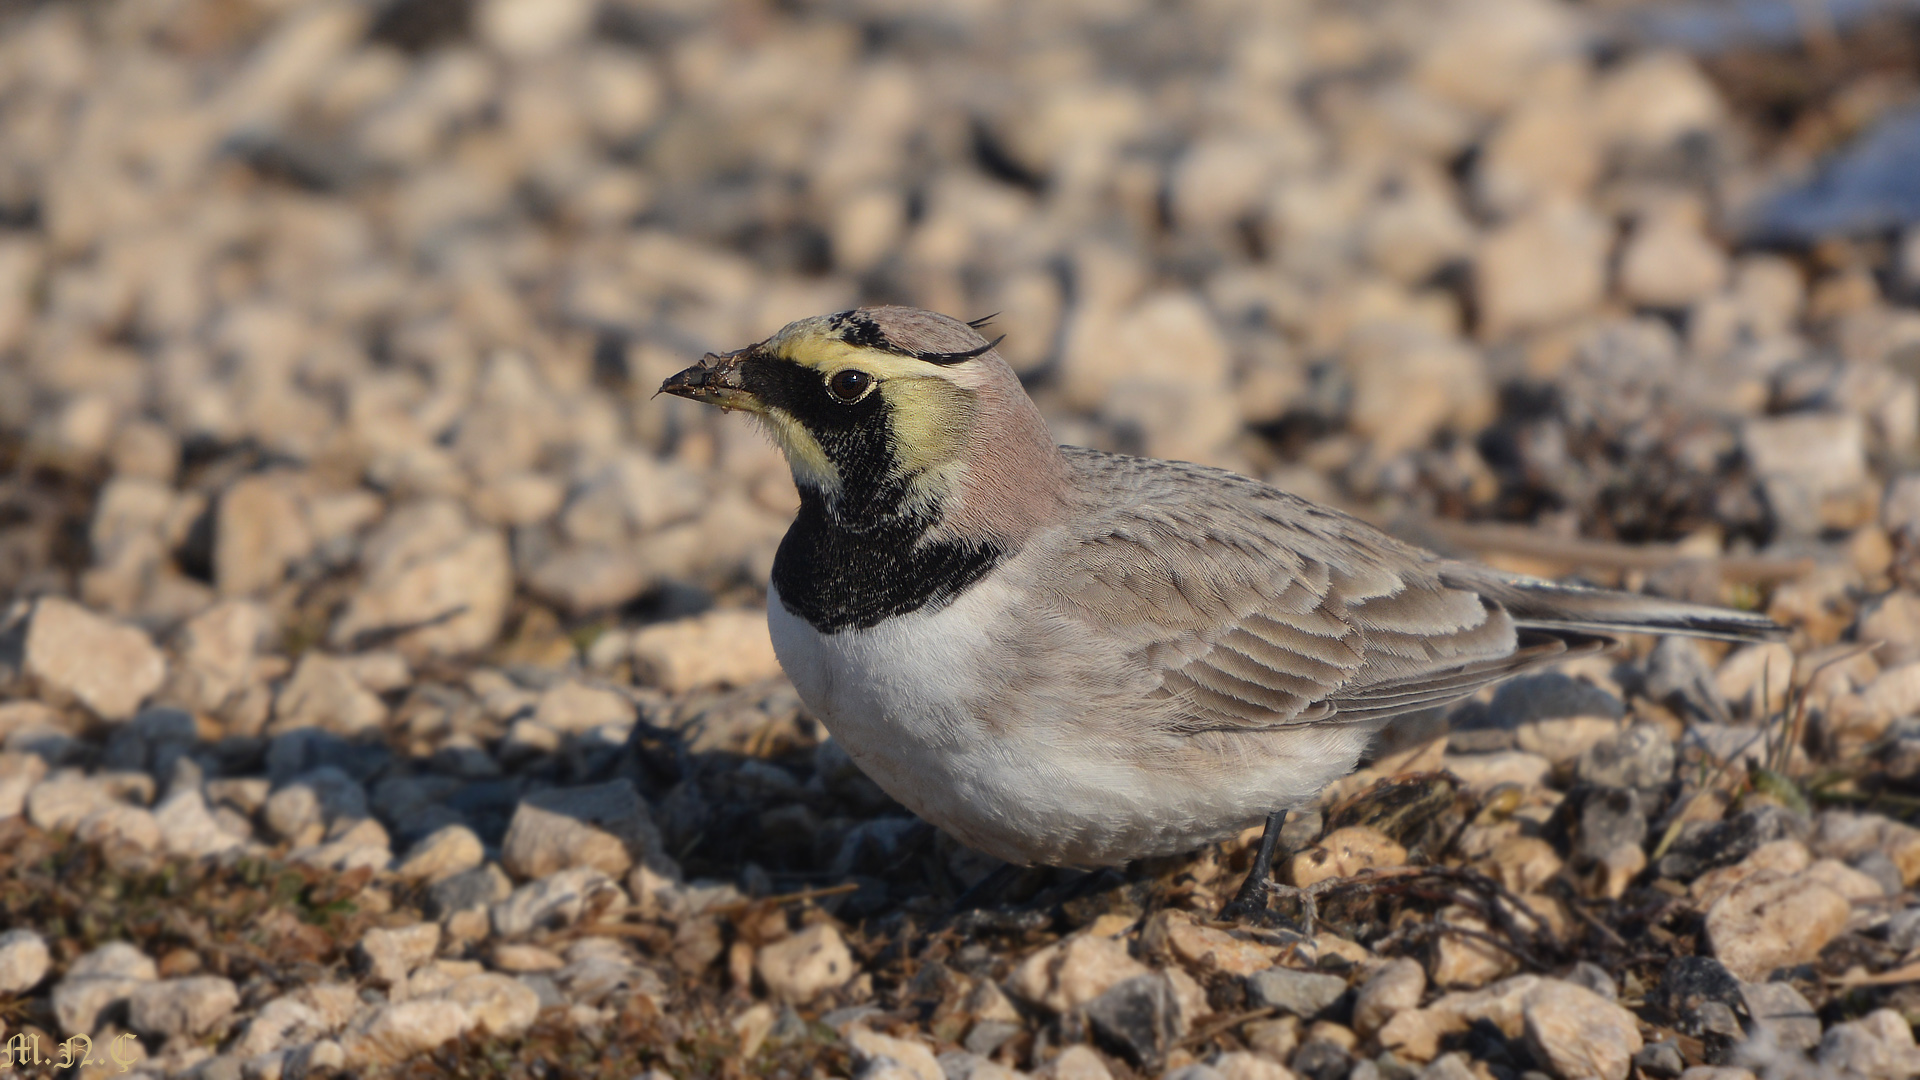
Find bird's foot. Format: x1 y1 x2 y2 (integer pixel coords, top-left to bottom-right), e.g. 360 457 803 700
1218 875 1317 940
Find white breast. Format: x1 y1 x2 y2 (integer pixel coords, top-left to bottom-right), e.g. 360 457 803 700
765 578 1378 867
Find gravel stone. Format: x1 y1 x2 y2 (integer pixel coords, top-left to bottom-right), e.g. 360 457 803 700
1575 725 1675 789
22 597 166 720
1246 968 1350 1019
1085 972 1184 1067
0 928 51 994
128 975 241 1039
500 779 662 880
1521 979 1642 1080
755 922 854 1003
1705 870 1851 981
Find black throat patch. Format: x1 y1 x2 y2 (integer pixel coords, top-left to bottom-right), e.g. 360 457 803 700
772 493 1002 633
736 350 1002 633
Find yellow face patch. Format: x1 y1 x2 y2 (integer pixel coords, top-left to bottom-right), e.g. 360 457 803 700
768 327 979 509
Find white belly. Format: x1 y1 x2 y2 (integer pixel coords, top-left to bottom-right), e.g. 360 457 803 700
766 579 1375 867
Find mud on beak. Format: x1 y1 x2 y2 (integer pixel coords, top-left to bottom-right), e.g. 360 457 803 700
656 350 763 412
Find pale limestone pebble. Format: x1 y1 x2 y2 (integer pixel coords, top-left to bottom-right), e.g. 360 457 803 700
1208 1051 1294 1080
2 752 55 818
1811 811 1920 885
53 941 158 1035
1341 325 1493 457
531 680 634 734
214 472 314 597
500 779 662 880
1288 825 1406 888
936 1050 1029 1080
1360 163 1476 285
395 824 486 884
1803 858 1890 901
1522 979 1641 1080
236 990 342 1058
1678 1069 1754 1080
559 451 708 544
127 975 240 1039
1008 931 1151 1015
1514 716 1620 767
1441 751 1552 795
269 652 388 737
1618 206 1728 311
28 770 127 832
1742 412 1872 538
1714 642 1796 721
558 939 668 1009
399 958 485 1000
756 922 854 1003
339 998 475 1069
524 545 655 616
1352 957 1425 1038
1688 839 1812 908
1057 289 1230 413
1585 844 1647 901
1593 50 1724 149
1155 910 1285 978
1815 1008 1920 1079
435 972 540 1038
1705 869 1852 981
1377 974 1541 1062
0 929 50 994
1473 78 1599 217
289 816 393 873
1036 1045 1115 1080
1411 0 1582 112
1430 907 1519 989
490 943 565 973
22 596 166 720
469 470 565 527
358 923 442 987
491 866 624 938
76 802 163 852
1480 835 1562 895
848 1025 945 1080
629 609 784 693
329 499 512 657
1474 200 1607 342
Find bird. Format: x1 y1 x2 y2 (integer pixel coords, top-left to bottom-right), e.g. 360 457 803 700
659 305 1787 919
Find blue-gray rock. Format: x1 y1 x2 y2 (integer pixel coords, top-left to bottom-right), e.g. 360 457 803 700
1247 967 1349 1018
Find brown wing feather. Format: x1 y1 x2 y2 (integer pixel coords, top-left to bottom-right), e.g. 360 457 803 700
1046 449 1565 732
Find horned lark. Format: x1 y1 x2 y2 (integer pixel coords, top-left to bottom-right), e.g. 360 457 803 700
661 306 1785 915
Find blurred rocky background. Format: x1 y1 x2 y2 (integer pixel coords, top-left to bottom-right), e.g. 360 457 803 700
5 0 1920 1076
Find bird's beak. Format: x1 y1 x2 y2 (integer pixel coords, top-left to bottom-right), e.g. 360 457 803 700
657 349 764 413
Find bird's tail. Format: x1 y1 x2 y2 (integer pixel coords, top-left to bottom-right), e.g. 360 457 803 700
1442 565 1789 643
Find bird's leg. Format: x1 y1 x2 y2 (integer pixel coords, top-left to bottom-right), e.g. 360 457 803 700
1218 810 1287 923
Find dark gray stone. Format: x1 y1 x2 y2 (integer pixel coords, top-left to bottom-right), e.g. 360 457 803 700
1576 724 1675 789
1576 787 1648 861
1487 673 1624 726
1656 805 1808 881
1632 1041 1685 1080
1652 956 1747 1038
1565 960 1617 1001
1085 972 1181 1067
1291 1039 1354 1080
1739 980 1821 1051
426 863 511 918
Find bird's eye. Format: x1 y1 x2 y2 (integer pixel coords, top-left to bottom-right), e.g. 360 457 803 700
827 369 872 402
